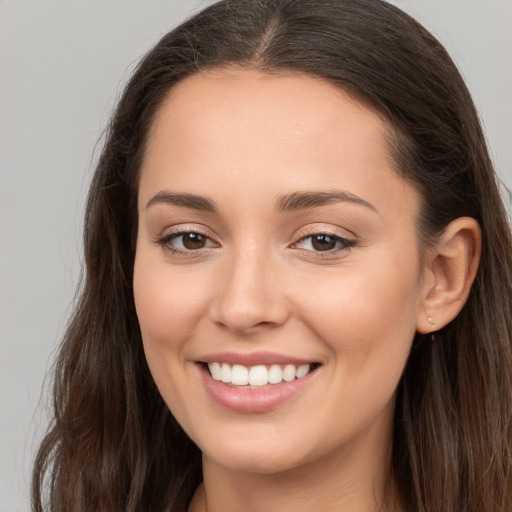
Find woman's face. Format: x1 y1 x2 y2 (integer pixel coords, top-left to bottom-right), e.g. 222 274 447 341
133 69 428 474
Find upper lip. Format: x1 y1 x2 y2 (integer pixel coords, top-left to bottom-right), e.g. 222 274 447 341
197 351 317 366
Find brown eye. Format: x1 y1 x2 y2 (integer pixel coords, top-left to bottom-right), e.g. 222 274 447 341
311 234 337 251
293 232 356 254
157 231 216 253
181 232 208 250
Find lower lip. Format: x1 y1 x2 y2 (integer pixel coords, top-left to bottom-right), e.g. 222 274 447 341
199 364 318 413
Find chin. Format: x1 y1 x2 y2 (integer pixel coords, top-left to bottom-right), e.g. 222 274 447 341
204 445 308 475
194 421 336 476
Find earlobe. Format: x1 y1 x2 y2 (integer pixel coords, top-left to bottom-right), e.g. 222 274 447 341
416 217 481 334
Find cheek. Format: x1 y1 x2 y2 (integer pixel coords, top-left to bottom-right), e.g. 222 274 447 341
296 253 421 393
133 254 206 348
133 252 211 434
132 249 203 390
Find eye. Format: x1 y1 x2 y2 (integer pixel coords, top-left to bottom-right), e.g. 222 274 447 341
156 230 218 253
175 232 209 250
294 233 356 253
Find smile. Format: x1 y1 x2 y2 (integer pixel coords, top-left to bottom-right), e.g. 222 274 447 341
207 362 312 388
197 355 321 413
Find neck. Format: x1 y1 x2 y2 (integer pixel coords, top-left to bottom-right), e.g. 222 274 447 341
189 422 403 512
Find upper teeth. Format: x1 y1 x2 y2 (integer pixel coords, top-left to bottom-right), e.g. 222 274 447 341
207 362 311 387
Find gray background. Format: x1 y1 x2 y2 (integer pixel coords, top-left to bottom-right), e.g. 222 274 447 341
1 1 510 510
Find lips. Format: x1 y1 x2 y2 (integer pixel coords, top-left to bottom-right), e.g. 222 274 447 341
197 352 320 413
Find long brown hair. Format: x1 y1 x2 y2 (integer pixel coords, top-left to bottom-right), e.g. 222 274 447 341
33 1 512 510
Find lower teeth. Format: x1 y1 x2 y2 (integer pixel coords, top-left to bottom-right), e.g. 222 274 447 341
228 382 284 389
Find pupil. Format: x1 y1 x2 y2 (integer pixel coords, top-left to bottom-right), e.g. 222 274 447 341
312 234 336 251
183 233 206 250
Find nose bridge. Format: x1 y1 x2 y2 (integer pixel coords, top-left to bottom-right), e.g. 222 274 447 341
211 240 289 333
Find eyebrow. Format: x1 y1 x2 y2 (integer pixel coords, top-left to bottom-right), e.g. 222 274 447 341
275 191 377 213
146 191 216 212
146 189 377 214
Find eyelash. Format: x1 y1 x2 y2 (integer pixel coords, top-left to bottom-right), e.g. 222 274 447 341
155 229 217 256
155 229 357 257
292 232 357 256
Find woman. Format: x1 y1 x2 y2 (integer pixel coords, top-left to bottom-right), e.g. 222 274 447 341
33 0 512 511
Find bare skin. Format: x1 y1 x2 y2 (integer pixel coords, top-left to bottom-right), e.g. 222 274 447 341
133 69 480 512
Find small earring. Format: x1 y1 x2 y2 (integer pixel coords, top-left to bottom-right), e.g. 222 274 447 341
427 316 435 326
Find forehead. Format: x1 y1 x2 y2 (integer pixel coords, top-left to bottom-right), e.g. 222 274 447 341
146 69 385 162
138 68 419 221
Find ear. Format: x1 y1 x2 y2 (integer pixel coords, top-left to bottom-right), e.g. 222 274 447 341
416 217 481 334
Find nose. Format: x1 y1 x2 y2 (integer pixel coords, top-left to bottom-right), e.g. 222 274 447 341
209 248 290 336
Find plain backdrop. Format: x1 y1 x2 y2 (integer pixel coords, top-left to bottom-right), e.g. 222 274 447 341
1 1 511 510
